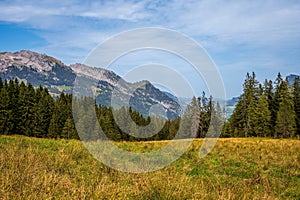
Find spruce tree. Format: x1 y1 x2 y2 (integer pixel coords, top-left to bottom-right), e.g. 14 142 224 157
18 83 35 136
254 93 271 137
208 102 225 138
275 98 296 138
0 86 13 134
33 89 54 137
275 80 296 138
0 77 3 90
229 72 260 137
7 79 19 133
61 117 78 139
191 96 200 138
293 77 300 137
272 72 284 135
264 79 275 134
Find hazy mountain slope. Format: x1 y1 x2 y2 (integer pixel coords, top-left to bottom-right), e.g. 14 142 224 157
0 50 181 118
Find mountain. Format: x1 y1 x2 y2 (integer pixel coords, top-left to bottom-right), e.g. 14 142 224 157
0 50 75 94
0 50 181 119
226 97 239 107
286 74 300 85
224 97 239 119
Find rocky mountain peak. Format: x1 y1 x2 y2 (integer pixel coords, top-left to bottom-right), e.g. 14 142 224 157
0 50 66 73
70 63 122 87
0 50 182 119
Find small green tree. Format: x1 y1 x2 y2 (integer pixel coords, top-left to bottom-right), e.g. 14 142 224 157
61 117 78 139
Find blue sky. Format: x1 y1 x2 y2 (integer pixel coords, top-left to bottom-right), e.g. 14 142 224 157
0 0 300 98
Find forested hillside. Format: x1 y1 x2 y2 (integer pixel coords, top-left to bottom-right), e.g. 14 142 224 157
223 72 300 138
1 71 300 140
0 78 215 140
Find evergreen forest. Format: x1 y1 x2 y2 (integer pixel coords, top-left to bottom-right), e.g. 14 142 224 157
0 72 299 140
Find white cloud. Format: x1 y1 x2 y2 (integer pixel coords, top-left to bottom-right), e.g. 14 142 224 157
0 0 299 97
2 0 300 50
0 0 148 24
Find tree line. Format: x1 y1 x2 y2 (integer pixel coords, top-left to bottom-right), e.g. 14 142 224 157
0 78 216 140
1 72 299 140
223 72 300 138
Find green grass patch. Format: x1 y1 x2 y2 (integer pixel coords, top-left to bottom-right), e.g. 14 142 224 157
0 135 299 199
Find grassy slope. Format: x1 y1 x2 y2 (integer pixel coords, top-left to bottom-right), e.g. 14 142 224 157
0 135 299 199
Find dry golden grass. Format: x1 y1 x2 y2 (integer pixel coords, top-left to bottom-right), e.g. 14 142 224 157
0 135 299 199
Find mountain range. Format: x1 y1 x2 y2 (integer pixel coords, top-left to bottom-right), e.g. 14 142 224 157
1 50 298 119
0 50 182 119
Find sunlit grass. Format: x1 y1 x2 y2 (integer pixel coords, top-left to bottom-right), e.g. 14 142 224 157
0 135 299 199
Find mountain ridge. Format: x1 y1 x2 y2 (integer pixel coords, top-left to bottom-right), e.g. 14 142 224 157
0 50 182 119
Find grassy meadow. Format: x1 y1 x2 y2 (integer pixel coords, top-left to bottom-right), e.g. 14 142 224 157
0 135 299 199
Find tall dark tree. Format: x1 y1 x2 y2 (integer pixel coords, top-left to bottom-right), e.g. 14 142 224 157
7 79 19 133
293 77 300 137
264 79 275 133
0 77 3 90
272 72 284 134
229 72 260 137
0 86 13 134
48 93 70 138
32 88 54 137
61 117 78 139
254 93 271 137
18 83 35 136
275 79 296 138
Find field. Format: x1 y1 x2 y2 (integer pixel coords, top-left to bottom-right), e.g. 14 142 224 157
0 135 299 199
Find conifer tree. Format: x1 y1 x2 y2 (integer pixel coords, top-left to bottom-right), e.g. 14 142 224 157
61 117 78 139
272 72 284 134
293 77 300 137
254 93 271 137
18 83 35 136
275 80 296 138
264 79 275 133
0 86 13 134
229 72 260 137
208 102 225 138
0 77 3 90
191 96 200 138
32 88 54 137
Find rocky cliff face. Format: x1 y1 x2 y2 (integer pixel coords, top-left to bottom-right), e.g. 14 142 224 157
0 50 181 118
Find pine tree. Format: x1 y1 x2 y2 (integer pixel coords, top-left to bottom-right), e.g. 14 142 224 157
0 77 3 90
7 79 19 133
48 93 70 138
0 86 13 134
208 102 225 138
229 72 260 137
275 80 296 138
191 96 200 138
48 111 60 138
254 93 271 137
275 98 296 138
272 72 284 135
32 89 54 137
18 83 35 136
61 117 78 139
264 79 275 134
293 77 300 137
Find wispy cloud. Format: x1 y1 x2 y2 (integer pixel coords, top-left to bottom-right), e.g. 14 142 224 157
0 0 300 97
0 0 148 23
1 0 299 55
